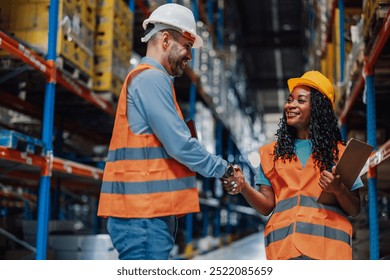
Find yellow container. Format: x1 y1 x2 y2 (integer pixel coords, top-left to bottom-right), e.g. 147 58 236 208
119 0 133 33
96 7 125 38
75 43 93 77
95 47 129 80
93 70 123 95
94 3 133 61
95 26 128 54
58 34 78 65
96 0 133 38
4 0 94 51
96 0 121 9
75 0 97 27
3 0 94 80
9 1 51 31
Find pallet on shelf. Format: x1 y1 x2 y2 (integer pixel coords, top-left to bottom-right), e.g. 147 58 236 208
0 130 44 156
56 56 93 89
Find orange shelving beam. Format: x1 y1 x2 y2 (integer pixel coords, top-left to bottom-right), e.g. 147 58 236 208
0 146 102 181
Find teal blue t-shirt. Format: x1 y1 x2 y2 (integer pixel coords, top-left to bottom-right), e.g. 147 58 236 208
256 139 364 191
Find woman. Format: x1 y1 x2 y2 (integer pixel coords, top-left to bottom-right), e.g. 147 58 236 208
224 71 363 260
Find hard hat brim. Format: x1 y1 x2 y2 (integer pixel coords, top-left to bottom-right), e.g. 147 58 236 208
287 77 322 94
287 77 334 107
142 19 203 48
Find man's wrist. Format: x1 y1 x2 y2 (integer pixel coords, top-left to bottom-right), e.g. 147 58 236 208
221 163 234 179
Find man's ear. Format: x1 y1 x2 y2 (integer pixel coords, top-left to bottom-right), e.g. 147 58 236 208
161 31 171 48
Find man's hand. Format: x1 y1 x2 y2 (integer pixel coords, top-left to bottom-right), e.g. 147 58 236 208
220 164 234 180
221 165 245 195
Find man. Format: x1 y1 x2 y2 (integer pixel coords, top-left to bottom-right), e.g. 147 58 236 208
97 3 233 260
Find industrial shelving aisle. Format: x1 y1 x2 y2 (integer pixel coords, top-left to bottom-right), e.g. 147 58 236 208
315 1 390 259
0 0 117 259
341 7 390 260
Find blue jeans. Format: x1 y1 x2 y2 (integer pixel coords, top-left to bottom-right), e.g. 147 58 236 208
107 216 177 260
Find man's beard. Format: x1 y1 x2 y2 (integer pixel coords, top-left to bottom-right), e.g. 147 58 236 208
168 45 186 77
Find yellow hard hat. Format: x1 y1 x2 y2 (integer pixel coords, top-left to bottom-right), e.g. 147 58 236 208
287 71 335 107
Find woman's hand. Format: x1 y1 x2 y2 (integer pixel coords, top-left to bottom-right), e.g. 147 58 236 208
318 166 346 195
318 165 361 216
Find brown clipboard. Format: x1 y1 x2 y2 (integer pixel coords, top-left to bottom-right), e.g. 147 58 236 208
317 138 373 204
186 119 198 139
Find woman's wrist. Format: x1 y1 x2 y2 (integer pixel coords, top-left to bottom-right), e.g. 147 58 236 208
239 179 248 193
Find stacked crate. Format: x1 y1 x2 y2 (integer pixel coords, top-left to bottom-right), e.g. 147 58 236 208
94 0 133 96
0 0 96 88
61 0 96 85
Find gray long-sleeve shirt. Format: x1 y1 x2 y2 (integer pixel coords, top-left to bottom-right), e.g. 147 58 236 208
126 57 227 178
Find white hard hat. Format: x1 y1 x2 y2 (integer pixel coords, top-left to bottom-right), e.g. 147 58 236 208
141 3 203 48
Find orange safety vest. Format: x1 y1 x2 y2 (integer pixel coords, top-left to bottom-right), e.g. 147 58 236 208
97 64 200 218
260 142 352 260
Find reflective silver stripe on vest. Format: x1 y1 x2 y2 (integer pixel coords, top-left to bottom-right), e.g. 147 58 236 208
295 221 351 246
299 195 347 217
265 221 351 247
265 223 294 246
101 176 196 194
106 147 170 162
274 196 298 213
273 195 345 217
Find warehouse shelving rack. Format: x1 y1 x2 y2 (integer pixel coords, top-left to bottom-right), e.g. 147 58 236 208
0 32 115 116
319 2 390 259
0 146 102 182
0 0 115 259
341 8 389 260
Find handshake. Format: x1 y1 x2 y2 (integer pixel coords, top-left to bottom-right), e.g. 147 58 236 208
220 164 246 195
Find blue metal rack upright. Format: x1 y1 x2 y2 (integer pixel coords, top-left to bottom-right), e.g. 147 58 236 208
338 0 348 142
365 71 379 260
35 0 59 260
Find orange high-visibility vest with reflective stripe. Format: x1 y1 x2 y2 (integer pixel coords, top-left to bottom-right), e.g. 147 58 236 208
260 142 352 260
97 64 199 218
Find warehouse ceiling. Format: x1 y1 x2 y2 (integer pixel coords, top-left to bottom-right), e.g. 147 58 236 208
225 0 305 115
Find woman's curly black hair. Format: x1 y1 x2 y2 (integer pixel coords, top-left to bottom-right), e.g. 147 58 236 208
273 87 344 171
